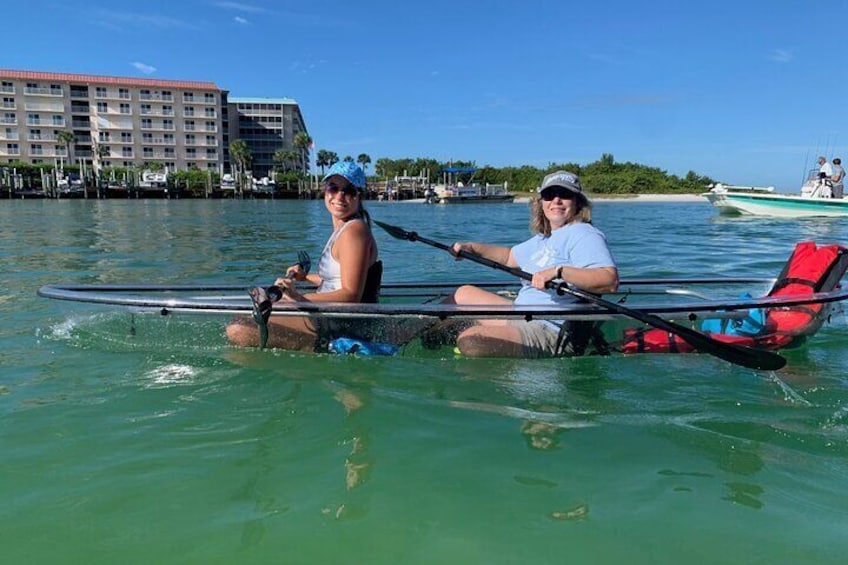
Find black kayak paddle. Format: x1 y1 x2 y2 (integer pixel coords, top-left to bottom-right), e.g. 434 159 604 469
374 220 786 371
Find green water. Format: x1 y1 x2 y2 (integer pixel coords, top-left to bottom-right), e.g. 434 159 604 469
2 199 847 564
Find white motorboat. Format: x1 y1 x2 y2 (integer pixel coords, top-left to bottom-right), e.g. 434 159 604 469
703 171 848 218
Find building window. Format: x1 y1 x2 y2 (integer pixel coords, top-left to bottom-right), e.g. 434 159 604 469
95 86 107 98
52 116 64 126
6 143 19 154
31 143 43 155
184 106 195 117
184 120 195 131
185 134 196 145
121 132 132 143
141 118 152 129
120 103 131 114
143 147 153 158
163 119 174 130
164 147 175 158
204 93 215 103
96 102 107 113
122 147 133 158
119 88 130 99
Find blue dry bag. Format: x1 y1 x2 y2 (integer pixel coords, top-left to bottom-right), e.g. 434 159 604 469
700 292 766 336
329 337 398 356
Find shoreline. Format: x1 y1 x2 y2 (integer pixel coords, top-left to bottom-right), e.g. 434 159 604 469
516 193 705 203
395 194 706 205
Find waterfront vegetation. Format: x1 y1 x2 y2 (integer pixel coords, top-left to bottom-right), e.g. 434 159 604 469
1 152 715 198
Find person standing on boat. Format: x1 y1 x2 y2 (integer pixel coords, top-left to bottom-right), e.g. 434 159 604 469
818 156 835 178
447 170 619 358
226 161 381 351
831 158 845 199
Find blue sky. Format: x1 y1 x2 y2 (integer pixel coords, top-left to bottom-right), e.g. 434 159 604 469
5 0 847 189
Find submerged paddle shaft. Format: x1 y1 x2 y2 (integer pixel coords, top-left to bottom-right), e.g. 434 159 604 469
374 220 786 371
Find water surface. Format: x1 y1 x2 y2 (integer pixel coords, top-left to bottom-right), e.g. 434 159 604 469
2 199 847 564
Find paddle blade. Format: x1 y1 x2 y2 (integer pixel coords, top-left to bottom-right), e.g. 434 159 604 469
697 338 786 371
297 251 311 275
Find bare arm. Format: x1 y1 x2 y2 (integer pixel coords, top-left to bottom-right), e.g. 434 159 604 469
451 241 515 267
531 265 619 294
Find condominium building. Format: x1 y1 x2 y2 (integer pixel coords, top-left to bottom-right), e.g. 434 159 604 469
0 69 310 176
229 97 308 177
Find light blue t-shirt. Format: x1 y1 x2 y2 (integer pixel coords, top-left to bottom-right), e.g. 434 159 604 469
511 222 615 306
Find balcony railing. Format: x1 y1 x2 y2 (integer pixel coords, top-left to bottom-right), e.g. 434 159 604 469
140 108 174 116
27 133 58 141
139 93 174 102
24 87 64 96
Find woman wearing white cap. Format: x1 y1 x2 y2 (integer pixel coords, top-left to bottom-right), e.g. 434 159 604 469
448 170 618 358
226 161 381 350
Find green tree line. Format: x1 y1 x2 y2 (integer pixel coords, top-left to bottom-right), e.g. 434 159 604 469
368 153 715 194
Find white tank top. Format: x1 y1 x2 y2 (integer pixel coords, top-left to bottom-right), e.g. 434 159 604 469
316 219 362 293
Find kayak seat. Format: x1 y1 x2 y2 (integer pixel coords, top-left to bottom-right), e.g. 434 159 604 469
622 241 848 355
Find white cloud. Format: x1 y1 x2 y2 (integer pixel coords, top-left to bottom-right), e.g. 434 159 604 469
214 1 271 14
234 16 248 24
132 62 157 75
769 49 793 63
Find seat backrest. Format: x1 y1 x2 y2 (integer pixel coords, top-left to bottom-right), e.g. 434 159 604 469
767 241 848 298
361 260 383 303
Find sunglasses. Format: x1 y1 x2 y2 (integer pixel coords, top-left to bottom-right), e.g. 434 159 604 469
540 186 576 201
324 181 359 197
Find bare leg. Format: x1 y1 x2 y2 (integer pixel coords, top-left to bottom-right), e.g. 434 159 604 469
226 315 319 351
450 285 526 357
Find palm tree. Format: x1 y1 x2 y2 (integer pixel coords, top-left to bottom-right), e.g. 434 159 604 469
293 131 312 173
273 148 298 173
56 130 75 170
357 153 371 175
316 149 337 175
229 140 252 196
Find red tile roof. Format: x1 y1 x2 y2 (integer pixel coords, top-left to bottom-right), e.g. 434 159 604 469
0 69 220 90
